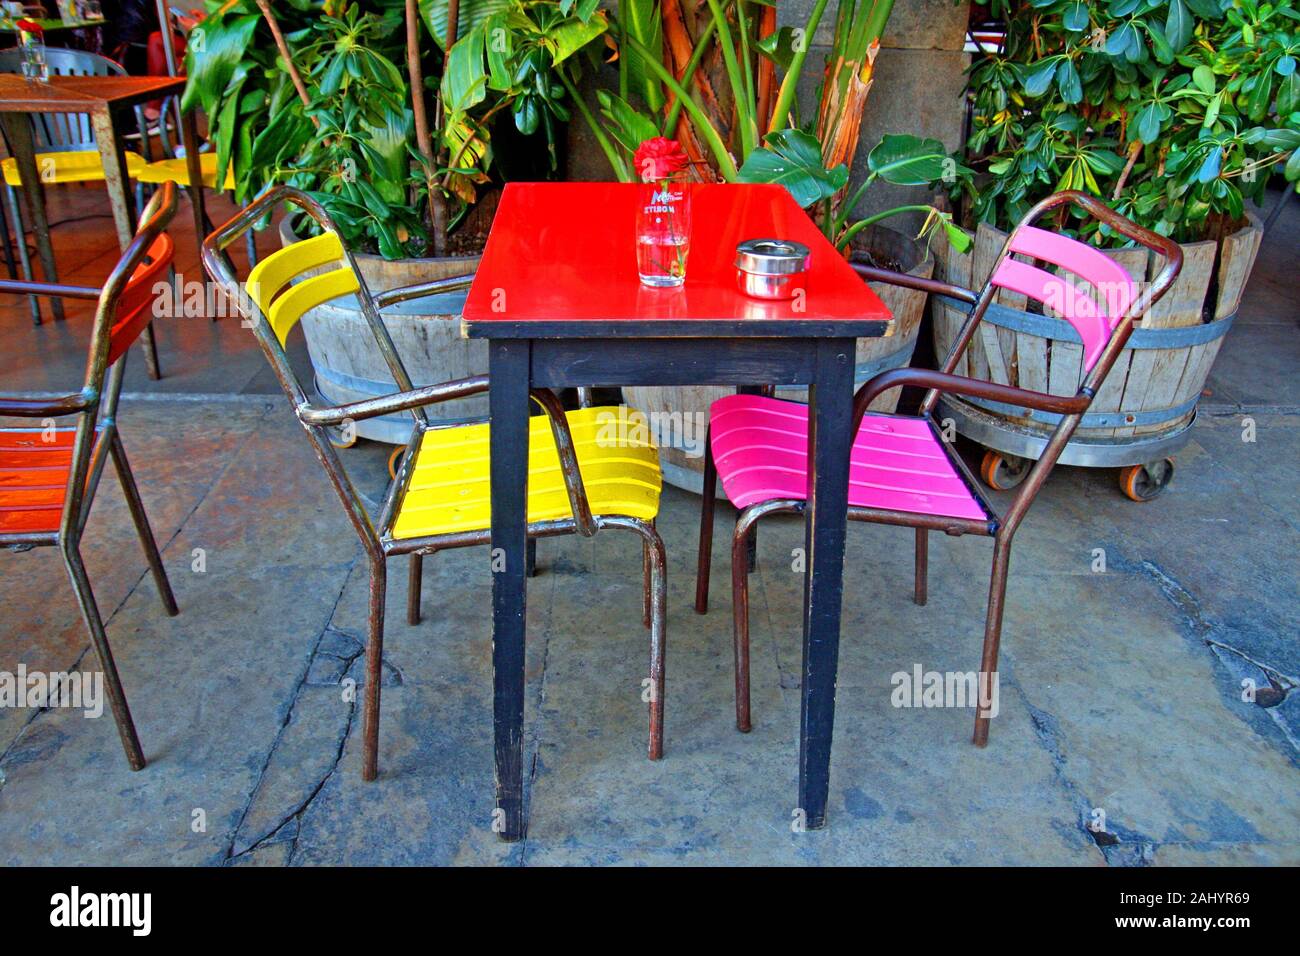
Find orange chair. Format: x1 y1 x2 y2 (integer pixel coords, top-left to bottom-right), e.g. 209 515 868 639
0 183 180 770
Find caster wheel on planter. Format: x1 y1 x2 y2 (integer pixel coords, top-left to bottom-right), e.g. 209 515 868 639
387 445 407 480
980 450 1031 491
1119 458 1174 502
326 423 356 449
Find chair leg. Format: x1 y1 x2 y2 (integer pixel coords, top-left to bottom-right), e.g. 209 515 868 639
973 536 1012 748
361 556 386 781
0 183 17 280
525 537 537 578
731 507 762 733
406 552 423 626
5 185 40 325
914 528 928 607
62 544 146 771
694 426 716 614
639 521 668 760
641 519 653 629
110 434 178 616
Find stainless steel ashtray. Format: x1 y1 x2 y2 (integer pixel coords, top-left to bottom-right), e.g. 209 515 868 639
735 238 810 300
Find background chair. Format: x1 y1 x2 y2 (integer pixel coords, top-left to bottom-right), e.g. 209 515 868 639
695 190 1183 746
0 182 179 771
0 47 154 325
201 186 668 779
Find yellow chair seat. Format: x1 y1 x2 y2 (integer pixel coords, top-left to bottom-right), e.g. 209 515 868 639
135 152 233 189
2 149 145 187
392 405 662 539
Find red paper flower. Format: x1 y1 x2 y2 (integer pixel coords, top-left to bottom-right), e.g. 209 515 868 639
633 137 688 183
17 18 43 34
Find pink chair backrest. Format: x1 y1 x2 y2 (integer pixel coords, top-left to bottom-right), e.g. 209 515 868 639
989 225 1136 372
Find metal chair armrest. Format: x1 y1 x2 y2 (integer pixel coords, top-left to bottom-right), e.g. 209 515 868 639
372 276 476 311
852 367 1089 436
850 263 979 305
0 279 101 300
0 389 97 417
298 375 490 427
528 388 596 537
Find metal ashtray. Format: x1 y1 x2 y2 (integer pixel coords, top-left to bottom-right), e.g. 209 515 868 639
735 238 810 300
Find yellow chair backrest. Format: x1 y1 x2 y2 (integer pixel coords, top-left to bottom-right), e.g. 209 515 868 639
245 231 361 347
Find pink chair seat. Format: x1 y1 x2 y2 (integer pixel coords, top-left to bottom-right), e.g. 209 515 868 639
710 394 989 521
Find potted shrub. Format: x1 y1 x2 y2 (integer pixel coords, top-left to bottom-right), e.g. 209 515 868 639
932 0 1298 497
184 0 607 443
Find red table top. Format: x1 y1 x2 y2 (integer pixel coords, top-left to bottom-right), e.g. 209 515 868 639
462 182 893 339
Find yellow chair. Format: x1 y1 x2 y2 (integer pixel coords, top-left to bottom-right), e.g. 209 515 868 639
201 186 669 782
1 149 147 187
134 152 234 190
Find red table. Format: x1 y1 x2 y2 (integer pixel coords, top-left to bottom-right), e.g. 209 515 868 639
463 182 892 840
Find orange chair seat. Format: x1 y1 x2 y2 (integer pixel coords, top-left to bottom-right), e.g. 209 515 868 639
0 429 76 534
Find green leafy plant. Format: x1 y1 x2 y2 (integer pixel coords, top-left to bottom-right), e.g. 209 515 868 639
572 1 896 187
951 0 1300 246
183 0 606 257
737 129 972 254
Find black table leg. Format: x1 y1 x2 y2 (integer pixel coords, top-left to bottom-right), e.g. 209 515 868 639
798 337 855 829
488 340 531 842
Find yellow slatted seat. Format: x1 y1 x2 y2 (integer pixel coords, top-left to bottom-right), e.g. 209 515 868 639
393 405 662 539
134 152 235 189
2 149 145 187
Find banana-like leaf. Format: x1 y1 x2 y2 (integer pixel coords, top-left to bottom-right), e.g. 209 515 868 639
596 89 659 154
442 25 489 113
419 0 511 49
738 129 849 209
866 134 950 186
182 12 260 115
621 0 664 111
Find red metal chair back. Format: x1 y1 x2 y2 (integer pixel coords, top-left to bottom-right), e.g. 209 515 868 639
108 233 174 367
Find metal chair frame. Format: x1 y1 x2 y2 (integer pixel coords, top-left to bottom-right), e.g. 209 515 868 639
0 182 180 771
0 48 154 326
695 190 1183 745
201 186 668 779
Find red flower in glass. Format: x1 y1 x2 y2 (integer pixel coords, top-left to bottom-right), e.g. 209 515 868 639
633 137 688 183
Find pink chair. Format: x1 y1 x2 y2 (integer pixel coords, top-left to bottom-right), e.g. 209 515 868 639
694 191 1183 746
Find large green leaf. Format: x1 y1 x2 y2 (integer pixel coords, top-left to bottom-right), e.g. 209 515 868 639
182 13 260 116
755 26 801 72
596 89 660 154
419 0 511 49
866 134 950 186
1165 0 1193 52
737 129 849 209
546 13 607 65
442 25 489 113
360 107 416 203
620 0 664 111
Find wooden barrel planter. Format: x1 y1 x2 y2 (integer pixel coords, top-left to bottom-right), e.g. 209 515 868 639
930 217 1262 499
625 224 933 495
279 217 482 445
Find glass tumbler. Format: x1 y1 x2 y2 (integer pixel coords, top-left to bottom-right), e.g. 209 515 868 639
635 178 691 288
